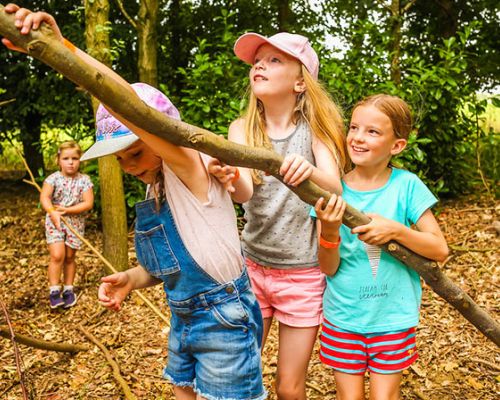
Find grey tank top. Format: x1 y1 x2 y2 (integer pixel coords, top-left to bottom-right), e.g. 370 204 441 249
241 121 318 269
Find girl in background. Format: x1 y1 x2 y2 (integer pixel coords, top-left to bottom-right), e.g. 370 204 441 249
40 141 94 309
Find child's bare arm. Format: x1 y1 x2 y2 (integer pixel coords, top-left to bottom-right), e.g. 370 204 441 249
352 209 449 262
315 194 345 276
210 119 253 203
40 181 63 229
57 188 94 215
40 181 55 212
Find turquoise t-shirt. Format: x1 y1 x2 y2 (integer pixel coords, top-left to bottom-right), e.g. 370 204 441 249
311 168 437 333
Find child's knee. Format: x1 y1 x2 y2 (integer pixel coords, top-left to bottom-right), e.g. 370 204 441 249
275 377 304 400
50 250 65 264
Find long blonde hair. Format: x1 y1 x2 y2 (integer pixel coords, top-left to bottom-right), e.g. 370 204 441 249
243 66 348 184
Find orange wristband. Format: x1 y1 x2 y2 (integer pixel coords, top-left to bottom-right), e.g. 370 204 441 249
63 38 76 53
47 206 56 214
231 168 240 183
319 235 341 249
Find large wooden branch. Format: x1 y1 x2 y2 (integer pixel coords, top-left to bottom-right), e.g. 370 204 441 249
0 5 498 346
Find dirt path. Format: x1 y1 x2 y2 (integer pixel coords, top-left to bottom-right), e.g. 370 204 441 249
0 178 498 399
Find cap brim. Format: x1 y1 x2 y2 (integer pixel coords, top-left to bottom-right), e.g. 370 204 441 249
234 33 270 65
234 32 303 66
80 134 139 161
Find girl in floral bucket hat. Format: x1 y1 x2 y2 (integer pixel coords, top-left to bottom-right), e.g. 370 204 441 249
209 31 348 399
4 5 266 400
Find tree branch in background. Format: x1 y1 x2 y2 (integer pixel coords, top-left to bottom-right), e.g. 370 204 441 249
114 0 138 30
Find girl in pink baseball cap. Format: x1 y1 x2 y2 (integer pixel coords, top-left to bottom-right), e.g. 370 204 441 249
209 32 348 399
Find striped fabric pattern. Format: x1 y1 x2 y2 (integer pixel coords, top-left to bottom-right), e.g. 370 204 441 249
319 319 418 374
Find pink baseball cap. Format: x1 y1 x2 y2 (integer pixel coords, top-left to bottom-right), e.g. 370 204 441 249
234 32 319 79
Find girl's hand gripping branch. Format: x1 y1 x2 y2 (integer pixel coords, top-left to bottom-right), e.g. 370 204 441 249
1 4 64 52
351 210 449 262
280 153 314 187
208 158 240 194
315 194 346 276
351 213 398 246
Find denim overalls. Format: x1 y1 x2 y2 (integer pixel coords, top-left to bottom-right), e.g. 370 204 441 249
135 197 266 400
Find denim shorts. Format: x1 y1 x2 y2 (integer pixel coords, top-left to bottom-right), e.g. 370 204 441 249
164 272 267 400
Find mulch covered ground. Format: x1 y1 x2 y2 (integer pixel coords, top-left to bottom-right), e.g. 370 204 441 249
0 175 498 400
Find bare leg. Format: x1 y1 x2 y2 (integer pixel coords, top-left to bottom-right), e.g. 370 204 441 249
275 323 318 400
334 371 365 400
369 372 402 400
173 386 196 400
261 317 273 349
63 245 77 286
47 242 65 286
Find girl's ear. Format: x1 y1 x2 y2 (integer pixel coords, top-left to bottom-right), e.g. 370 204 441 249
294 77 306 94
391 138 408 156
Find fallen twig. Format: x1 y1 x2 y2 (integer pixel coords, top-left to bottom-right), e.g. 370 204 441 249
0 300 29 400
77 324 137 400
450 245 497 253
468 357 500 371
0 325 89 353
305 381 326 395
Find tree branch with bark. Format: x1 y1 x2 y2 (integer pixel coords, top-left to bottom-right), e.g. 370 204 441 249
0 5 498 346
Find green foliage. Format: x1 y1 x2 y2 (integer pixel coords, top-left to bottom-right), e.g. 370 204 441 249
319 14 498 197
177 10 248 136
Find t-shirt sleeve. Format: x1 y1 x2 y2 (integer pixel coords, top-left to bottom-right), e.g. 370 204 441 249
406 173 438 225
44 172 57 187
80 174 94 193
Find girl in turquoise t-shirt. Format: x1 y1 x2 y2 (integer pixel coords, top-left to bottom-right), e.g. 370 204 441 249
313 94 448 400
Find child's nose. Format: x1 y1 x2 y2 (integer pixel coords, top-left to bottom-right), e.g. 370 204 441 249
352 130 365 142
254 59 265 69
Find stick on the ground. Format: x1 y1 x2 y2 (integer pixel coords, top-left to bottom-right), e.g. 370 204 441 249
0 300 29 400
77 324 137 400
0 6 498 346
0 325 90 353
16 149 170 326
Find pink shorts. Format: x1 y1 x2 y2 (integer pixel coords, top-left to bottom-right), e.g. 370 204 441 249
246 258 326 327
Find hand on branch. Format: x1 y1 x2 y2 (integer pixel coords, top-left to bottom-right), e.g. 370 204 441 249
1 3 63 53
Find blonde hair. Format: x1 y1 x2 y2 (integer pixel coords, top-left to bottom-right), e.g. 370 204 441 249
56 141 82 166
243 65 347 184
353 94 413 140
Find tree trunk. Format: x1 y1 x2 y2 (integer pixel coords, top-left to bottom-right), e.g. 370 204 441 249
0 6 498 346
389 0 402 85
276 0 292 32
84 0 128 271
435 0 458 38
20 110 44 177
137 0 158 86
